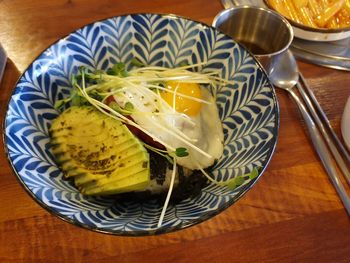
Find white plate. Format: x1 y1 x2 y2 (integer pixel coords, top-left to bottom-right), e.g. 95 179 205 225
341 97 350 151
221 0 350 42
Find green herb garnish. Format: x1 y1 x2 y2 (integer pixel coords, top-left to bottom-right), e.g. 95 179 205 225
225 167 260 190
107 62 128 77
175 147 189 157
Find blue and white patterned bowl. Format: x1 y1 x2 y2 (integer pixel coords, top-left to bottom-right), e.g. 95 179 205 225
4 14 279 235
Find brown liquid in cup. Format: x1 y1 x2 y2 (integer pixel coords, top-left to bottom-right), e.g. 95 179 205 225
238 40 272 55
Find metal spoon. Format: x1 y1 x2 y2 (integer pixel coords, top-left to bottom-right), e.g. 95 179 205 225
269 50 350 215
271 51 350 185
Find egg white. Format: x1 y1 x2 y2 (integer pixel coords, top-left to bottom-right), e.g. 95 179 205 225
113 85 224 170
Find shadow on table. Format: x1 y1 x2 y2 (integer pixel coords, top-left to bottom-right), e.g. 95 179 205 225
0 58 21 117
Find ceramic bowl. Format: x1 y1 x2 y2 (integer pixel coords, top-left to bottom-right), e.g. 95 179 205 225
4 13 278 235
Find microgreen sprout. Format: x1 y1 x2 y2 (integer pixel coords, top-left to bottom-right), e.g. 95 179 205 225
107 62 128 77
143 144 174 164
158 157 177 227
174 147 189 157
109 101 134 115
198 166 260 190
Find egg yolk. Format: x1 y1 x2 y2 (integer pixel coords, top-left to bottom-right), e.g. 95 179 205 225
161 81 202 116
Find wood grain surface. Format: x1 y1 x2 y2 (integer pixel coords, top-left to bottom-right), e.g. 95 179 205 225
1 1 350 262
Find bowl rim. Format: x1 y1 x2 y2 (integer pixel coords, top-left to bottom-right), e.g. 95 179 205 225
2 12 280 236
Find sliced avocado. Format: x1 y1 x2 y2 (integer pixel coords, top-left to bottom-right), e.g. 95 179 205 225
50 106 150 195
79 170 150 195
75 152 149 186
50 107 103 129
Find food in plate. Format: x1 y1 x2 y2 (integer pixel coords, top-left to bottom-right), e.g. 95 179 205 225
267 0 350 29
50 60 258 226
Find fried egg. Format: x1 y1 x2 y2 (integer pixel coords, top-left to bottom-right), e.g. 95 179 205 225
113 81 224 170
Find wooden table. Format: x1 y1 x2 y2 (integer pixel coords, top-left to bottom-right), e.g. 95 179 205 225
1 0 349 262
